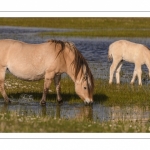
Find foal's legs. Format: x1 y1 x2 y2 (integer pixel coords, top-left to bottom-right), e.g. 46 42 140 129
109 58 122 84
54 74 62 103
137 65 142 85
0 67 10 103
40 71 55 105
130 69 137 84
131 64 142 85
115 61 123 84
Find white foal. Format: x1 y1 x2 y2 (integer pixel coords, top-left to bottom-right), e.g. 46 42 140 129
108 40 150 85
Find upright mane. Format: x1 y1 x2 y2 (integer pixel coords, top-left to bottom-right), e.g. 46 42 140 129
65 42 94 92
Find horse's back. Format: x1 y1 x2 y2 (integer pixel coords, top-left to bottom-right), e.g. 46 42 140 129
0 39 61 80
108 40 149 63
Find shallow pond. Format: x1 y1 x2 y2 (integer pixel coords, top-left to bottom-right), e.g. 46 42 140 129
1 26 150 123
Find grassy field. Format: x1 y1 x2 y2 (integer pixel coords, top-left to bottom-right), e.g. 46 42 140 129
0 73 149 132
0 17 150 37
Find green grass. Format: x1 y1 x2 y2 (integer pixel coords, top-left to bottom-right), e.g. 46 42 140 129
5 73 150 106
0 74 150 132
1 17 150 37
5 73 80 103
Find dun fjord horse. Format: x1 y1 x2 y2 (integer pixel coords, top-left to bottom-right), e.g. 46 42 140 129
108 40 150 85
0 39 94 105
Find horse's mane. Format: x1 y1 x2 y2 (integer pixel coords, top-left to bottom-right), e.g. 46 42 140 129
65 41 94 93
48 39 94 93
48 39 65 52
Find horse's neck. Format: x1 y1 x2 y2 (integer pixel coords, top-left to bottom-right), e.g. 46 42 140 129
64 49 81 83
66 66 82 83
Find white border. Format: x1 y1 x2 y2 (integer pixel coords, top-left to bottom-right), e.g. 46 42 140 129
0 11 150 17
0 1 150 149
0 133 149 139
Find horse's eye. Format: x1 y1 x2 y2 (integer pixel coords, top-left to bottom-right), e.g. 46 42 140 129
84 87 87 90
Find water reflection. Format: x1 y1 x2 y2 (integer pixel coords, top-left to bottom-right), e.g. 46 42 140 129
0 101 150 123
0 102 93 121
109 105 150 123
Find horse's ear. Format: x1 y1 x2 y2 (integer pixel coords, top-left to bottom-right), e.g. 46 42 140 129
83 65 87 74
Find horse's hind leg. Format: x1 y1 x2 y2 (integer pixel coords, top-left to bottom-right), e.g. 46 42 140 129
54 74 62 104
0 67 10 103
109 59 121 84
115 61 123 84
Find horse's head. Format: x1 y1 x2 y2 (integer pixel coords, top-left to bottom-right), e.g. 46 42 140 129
64 42 94 105
75 72 94 105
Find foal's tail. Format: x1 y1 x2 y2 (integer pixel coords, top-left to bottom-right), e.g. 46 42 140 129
108 48 113 62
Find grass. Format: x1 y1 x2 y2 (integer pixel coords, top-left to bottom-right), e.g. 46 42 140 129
5 73 80 103
1 18 150 37
5 73 150 106
0 73 150 132
94 79 150 106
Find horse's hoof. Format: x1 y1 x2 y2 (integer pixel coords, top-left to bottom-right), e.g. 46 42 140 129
5 100 11 104
57 100 63 105
40 101 46 106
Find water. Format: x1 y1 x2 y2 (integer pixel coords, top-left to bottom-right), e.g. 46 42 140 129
1 26 150 123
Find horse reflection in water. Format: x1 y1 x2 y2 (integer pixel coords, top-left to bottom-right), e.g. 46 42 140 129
0 39 94 105
0 103 93 121
41 104 93 121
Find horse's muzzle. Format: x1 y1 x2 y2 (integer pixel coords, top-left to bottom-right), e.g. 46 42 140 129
84 100 93 105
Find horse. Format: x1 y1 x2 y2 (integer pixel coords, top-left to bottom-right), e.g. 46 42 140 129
108 40 150 85
0 39 94 105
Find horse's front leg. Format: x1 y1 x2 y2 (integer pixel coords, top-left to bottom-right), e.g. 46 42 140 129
0 67 10 103
54 74 62 104
40 72 55 105
0 80 10 103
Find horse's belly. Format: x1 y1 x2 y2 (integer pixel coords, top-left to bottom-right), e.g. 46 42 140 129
8 66 45 81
